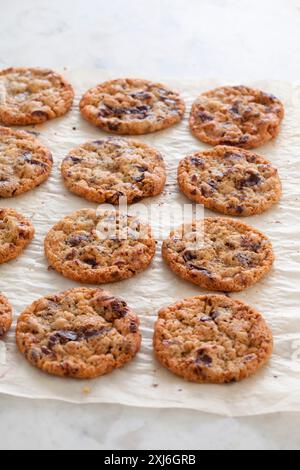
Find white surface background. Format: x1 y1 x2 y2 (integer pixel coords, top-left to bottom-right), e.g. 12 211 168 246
0 0 300 451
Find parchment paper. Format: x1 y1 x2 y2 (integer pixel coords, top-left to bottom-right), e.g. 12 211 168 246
0 71 299 417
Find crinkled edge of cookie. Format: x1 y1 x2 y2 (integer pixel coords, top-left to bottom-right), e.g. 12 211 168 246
178 146 282 217
162 218 274 292
153 295 273 384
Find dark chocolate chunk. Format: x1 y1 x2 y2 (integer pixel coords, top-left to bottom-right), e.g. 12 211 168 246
198 111 213 122
196 349 213 366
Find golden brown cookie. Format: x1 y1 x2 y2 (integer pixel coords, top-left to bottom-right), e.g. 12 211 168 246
178 146 282 217
0 294 13 337
0 208 34 264
80 78 185 135
190 86 284 149
0 127 53 198
61 137 166 204
154 295 273 384
45 209 156 284
0 67 74 126
16 287 141 379
162 218 274 292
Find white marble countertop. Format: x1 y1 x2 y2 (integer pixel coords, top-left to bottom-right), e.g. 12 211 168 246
0 0 300 450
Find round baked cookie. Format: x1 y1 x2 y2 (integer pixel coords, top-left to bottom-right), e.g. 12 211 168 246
0 67 74 126
16 287 141 379
0 208 34 264
61 137 166 204
0 294 13 337
162 218 274 292
178 146 282 217
0 127 53 198
45 209 156 284
80 78 185 135
189 86 284 149
154 295 273 384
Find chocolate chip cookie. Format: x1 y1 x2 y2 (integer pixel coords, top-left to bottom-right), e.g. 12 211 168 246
162 218 274 292
190 86 284 149
16 287 141 379
80 78 185 135
0 67 74 126
0 208 34 264
154 295 273 384
0 294 13 337
61 137 166 204
45 209 156 284
0 127 53 198
178 146 282 216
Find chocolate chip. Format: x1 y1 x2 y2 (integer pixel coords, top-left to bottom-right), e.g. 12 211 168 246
67 234 90 247
84 327 112 339
41 346 53 356
191 157 205 167
241 237 261 252
28 349 42 361
239 135 250 144
200 316 212 322
201 181 216 198
196 350 213 366
236 205 244 215
67 156 82 164
108 122 120 131
131 91 152 100
133 174 145 183
235 252 252 267
132 195 143 203
48 330 79 349
187 264 212 277
98 105 113 117
230 105 240 115
198 111 213 122
237 171 262 189
31 110 49 118
129 320 138 333
183 250 197 262
211 310 221 320
111 300 128 318
83 258 98 268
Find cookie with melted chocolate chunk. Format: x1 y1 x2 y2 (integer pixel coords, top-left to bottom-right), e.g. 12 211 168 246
16 287 141 379
61 137 166 204
44 209 156 284
0 127 53 198
178 146 282 216
80 78 185 135
190 86 284 149
154 295 273 384
0 208 35 264
0 68 74 126
162 217 274 292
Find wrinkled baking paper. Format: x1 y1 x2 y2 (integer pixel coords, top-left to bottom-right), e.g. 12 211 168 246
0 71 299 417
